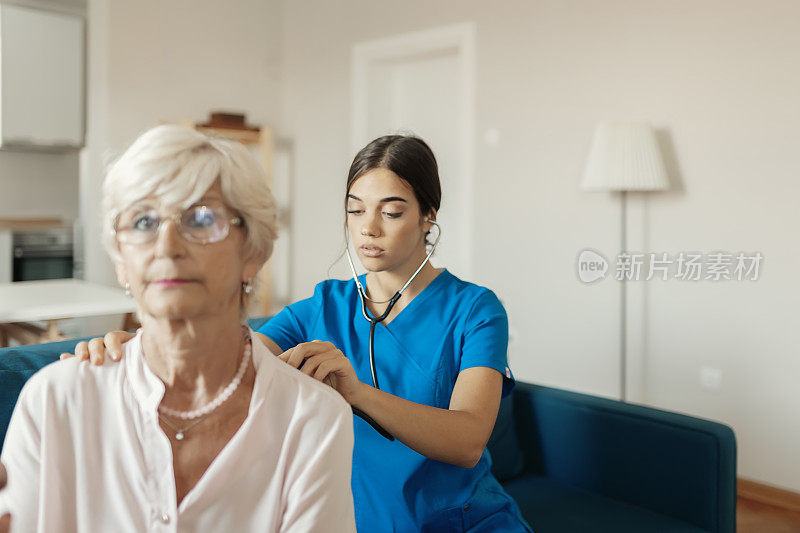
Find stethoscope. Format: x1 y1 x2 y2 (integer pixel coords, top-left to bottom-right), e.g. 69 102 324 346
343 218 442 441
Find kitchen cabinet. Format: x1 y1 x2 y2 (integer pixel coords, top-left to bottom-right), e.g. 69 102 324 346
0 4 84 150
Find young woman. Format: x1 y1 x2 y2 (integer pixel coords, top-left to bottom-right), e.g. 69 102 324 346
70 135 532 532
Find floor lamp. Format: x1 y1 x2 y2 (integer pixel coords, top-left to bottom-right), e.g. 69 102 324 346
581 122 670 402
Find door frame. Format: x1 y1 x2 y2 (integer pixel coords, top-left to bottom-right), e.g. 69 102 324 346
350 22 476 278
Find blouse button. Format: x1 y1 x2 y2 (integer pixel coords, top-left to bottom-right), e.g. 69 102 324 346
463 503 470 511
160 513 170 524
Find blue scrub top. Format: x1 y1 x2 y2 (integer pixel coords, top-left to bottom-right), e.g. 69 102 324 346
258 269 532 532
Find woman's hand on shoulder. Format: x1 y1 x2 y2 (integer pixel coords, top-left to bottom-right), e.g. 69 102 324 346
59 330 135 365
279 341 364 404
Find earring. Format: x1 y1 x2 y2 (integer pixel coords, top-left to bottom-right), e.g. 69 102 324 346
124 283 132 297
242 280 254 295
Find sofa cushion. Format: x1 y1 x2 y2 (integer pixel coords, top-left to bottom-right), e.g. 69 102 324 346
503 474 710 533
511 382 736 532
486 393 525 482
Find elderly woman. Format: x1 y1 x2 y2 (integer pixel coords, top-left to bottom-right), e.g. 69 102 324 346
0 125 355 532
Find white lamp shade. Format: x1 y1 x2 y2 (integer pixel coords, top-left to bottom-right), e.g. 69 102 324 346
581 122 670 191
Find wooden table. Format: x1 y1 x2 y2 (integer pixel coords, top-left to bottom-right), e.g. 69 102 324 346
0 279 138 346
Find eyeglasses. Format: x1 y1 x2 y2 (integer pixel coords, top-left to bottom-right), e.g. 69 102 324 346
114 204 243 245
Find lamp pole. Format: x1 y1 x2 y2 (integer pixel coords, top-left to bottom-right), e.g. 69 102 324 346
620 190 627 402
581 122 670 404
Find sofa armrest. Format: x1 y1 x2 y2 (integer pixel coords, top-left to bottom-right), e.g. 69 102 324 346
512 382 736 533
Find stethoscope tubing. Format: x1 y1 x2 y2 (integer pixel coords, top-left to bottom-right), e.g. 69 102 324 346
359 287 402 390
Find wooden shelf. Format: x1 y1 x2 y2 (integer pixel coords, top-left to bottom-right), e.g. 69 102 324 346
0 217 63 230
193 126 261 145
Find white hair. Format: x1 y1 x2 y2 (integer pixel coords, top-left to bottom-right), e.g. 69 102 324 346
102 125 278 309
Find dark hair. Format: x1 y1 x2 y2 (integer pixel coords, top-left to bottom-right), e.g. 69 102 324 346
345 135 442 219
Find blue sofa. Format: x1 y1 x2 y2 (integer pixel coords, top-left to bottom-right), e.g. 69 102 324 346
1 318 736 532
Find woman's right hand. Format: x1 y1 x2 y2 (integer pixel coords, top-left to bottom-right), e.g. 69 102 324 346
59 330 135 365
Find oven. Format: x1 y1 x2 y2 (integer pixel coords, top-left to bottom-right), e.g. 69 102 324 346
12 228 74 282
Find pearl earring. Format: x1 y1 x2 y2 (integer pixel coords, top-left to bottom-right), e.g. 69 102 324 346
243 280 254 295
124 283 132 297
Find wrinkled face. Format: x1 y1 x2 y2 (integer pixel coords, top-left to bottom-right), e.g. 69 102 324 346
346 168 433 274
114 181 260 321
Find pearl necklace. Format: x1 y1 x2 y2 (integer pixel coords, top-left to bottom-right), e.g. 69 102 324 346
157 330 252 440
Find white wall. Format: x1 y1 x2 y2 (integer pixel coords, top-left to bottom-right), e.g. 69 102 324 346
279 0 800 492
80 0 283 331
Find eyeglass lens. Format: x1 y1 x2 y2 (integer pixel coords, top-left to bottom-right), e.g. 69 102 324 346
116 205 231 244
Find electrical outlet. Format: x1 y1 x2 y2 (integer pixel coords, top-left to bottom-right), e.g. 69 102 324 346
700 367 722 391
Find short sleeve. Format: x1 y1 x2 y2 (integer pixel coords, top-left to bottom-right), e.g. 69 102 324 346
257 283 326 351
458 290 515 398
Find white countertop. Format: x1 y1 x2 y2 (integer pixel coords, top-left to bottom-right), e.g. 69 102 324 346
0 279 137 322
